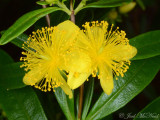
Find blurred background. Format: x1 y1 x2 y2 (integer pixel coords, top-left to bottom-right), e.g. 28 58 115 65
0 0 160 119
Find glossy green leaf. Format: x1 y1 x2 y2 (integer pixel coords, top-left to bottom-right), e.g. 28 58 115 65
0 86 47 120
0 48 14 64
85 0 132 8
134 97 160 120
35 90 65 120
0 31 28 50
82 77 94 120
75 0 132 14
0 7 61 45
54 87 75 120
11 33 28 50
0 62 26 90
0 48 25 90
86 56 160 120
130 30 160 60
36 1 49 5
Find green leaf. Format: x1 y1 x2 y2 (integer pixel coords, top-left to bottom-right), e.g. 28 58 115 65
0 31 28 50
0 7 61 45
35 90 64 120
75 0 132 14
134 97 160 120
54 87 75 120
0 62 26 90
0 48 25 90
0 48 14 64
136 0 146 10
82 77 94 120
0 86 47 120
130 30 160 60
11 33 28 50
75 92 79 119
85 0 132 8
36 1 49 5
86 56 160 120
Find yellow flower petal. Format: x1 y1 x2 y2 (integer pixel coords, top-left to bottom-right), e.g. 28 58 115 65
67 72 90 89
66 51 92 90
104 45 137 61
23 68 44 86
65 51 91 73
60 78 73 99
99 63 114 95
57 20 80 41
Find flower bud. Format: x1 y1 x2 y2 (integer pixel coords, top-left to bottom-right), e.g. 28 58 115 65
119 2 136 14
45 0 57 4
108 10 118 20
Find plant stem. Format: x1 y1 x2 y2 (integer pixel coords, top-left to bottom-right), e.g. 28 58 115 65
40 0 50 27
78 84 84 120
57 1 71 15
70 0 75 23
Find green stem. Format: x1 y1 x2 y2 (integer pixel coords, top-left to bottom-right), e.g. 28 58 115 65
74 0 87 15
56 1 71 15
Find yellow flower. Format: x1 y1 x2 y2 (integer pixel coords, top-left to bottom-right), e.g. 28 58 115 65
20 21 79 98
66 21 137 95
